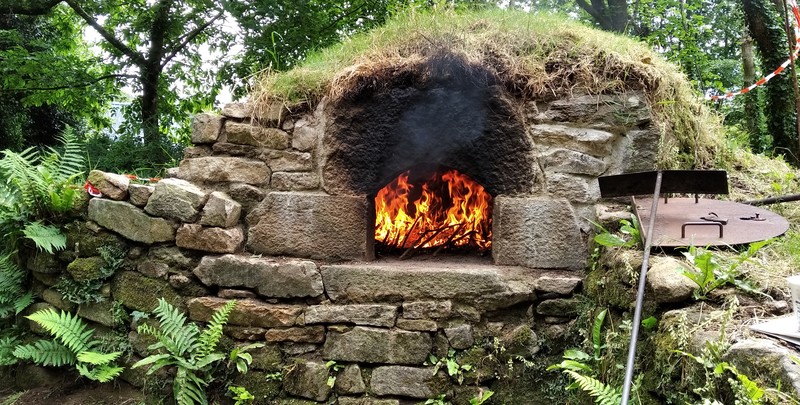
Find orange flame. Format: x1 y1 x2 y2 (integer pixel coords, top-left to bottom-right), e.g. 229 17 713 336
374 168 493 251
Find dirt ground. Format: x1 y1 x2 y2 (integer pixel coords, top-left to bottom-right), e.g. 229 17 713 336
0 380 144 405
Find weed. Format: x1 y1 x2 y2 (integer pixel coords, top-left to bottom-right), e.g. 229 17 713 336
325 360 344 388
429 348 474 385
680 239 772 300
227 385 254 405
422 394 450 405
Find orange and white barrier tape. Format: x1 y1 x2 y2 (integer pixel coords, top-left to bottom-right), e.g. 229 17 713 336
707 0 800 101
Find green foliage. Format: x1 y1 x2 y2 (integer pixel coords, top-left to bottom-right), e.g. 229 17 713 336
133 298 259 405
676 340 766 405
469 389 494 405
325 360 344 388
227 385 254 405
680 240 772 299
429 348 474 385
563 370 623 405
0 335 20 366
0 8 115 151
13 308 123 382
593 215 642 249
22 221 66 254
548 308 638 404
0 130 85 319
423 394 450 405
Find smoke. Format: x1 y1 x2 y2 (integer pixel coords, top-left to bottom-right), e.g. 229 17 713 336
389 51 493 178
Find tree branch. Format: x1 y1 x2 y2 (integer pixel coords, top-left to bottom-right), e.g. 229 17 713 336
0 0 60 15
160 10 223 69
62 0 147 66
1 73 136 92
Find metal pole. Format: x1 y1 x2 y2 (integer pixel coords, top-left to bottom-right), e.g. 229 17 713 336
620 171 662 405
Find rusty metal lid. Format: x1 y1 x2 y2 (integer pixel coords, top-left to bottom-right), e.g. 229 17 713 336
633 197 790 247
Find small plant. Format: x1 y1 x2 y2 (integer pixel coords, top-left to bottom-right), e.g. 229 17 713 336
548 309 626 405
680 239 772 300
0 130 85 318
325 360 344 388
429 348 473 385
13 308 123 382
227 385 254 405
593 214 642 249
469 389 494 405
423 394 451 405
132 298 261 405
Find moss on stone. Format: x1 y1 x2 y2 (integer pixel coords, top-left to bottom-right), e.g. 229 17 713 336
232 371 282 405
65 256 106 282
111 271 184 312
64 221 125 258
250 344 284 372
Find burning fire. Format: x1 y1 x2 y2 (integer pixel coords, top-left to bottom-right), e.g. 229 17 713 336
374 167 493 252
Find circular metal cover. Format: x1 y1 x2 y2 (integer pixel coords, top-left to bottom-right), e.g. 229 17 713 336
634 197 790 247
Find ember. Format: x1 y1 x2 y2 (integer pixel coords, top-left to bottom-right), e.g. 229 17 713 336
374 167 493 256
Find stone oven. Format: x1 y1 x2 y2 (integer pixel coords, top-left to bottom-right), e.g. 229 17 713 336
181 52 657 272
47 12 719 403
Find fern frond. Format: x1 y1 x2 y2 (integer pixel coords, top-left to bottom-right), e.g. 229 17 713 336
13 340 76 366
564 370 622 405
47 128 85 184
131 353 173 372
23 221 66 254
0 148 47 213
76 350 122 365
196 300 235 359
0 336 20 366
26 308 94 354
174 367 209 405
152 298 198 356
76 362 124 382
13 290 33 315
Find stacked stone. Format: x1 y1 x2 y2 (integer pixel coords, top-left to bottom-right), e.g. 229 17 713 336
86 170 243 254
180 101 322 205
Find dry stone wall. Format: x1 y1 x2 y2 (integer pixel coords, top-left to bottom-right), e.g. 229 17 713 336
18 92 663 403
26 179 586 403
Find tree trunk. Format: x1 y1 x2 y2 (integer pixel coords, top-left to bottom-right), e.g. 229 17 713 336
576 0 629 33
742 33 762 147
742 0 799 164
140 65 166 164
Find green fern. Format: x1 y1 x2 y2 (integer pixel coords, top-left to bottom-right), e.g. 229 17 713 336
16 309 123 382
0 336 21 366
196 299 235 359
0 252 30 317
22 221 67 254
564 370 623 405
76 362 125 383
26 308 94 354
13 340 76 367
133 299 256 405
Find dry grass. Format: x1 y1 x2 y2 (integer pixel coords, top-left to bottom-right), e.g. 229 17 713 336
251 8 723 169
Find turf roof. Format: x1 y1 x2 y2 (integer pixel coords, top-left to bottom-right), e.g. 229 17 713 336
252 8 723 168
